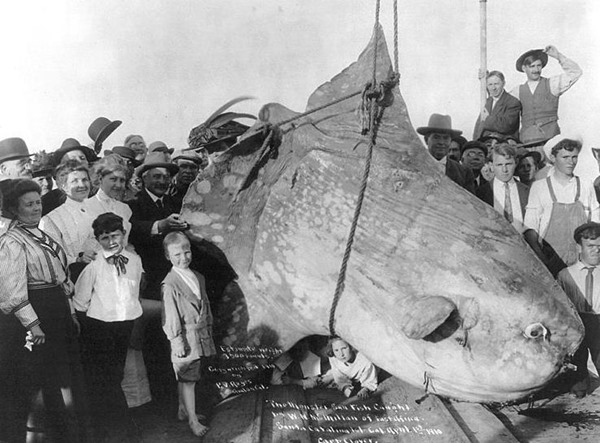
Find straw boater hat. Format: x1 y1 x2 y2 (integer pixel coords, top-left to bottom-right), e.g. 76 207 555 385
88 117 122 154
0 137 33 164
148 141 174 155
515 49 548 72
416 114 462 137
135 151 179 178
53 138 96 165
542 133 583 159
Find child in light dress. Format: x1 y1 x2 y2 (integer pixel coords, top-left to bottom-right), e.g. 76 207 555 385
161 232 216 437
318 336 378 399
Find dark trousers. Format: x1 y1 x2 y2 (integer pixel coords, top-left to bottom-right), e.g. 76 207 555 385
79 315 133 433
573 313 600 380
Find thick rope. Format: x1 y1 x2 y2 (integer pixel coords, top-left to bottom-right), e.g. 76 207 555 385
328 0 382 337
275 90 362 127
393 0 399 73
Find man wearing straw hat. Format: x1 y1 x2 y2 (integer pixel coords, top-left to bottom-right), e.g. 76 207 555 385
417 113 475 194
510 45 582 145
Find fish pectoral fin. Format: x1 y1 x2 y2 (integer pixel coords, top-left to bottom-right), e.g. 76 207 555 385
400 296 457 340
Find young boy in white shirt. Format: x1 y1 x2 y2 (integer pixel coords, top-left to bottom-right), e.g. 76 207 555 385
74 212 144 439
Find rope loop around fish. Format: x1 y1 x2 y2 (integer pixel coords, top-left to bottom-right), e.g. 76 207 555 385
328 0 385 337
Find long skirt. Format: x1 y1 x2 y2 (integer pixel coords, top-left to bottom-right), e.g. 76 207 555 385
26 285 88 442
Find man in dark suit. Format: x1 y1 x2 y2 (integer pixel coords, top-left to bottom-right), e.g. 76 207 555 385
476 143 529 231
473 71 522 141
129 152 188 299
460 141 488 190
417 114 475 194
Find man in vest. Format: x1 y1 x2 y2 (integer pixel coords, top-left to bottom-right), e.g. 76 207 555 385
510 45 582 145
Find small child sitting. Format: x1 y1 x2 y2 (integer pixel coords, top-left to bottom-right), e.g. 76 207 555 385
161 232 216 437
318 336 378 399
74 212 144 438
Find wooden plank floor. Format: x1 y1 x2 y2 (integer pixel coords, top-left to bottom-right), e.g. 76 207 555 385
133 374 600 442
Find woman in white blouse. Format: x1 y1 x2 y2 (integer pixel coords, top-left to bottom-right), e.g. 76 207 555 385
40 161 97 269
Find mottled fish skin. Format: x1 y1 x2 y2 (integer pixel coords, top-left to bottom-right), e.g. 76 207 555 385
182 26 583 403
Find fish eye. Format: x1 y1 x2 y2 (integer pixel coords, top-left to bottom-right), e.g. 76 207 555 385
523 323 547 340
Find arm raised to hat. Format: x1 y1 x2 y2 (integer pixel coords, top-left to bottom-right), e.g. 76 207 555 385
545 45 582 97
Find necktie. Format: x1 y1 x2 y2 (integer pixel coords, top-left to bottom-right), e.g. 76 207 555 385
503 182 513 223
585 267 595 309
156 199 164 210
107 254 129 276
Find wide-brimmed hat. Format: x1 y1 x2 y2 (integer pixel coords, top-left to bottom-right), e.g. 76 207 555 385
461 140 488 157
172 149 204 165
148 141 174 155
135 151 179 178
543 133 583 159
416 114 462 137
105 146 140 167
516 49 548 72
53 138 97 165
88 117 122 153
0 137 32 163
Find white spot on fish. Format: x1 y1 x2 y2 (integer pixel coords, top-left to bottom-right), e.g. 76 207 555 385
195 179 211 194
227 225 236 231
186 212 212 226
211 223 223 230
211 235 224 243
209 213 222 220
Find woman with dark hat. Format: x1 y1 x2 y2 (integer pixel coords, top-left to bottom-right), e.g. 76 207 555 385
0 179 88 442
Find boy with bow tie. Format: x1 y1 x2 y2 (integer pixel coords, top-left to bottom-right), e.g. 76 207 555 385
74 212 144 439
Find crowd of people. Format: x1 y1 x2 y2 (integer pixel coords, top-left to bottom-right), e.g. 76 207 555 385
0 119 217 441
0 42 596 441
419 45 600 399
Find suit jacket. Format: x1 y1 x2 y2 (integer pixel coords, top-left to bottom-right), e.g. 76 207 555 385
473 90 522 140
476 179 530 218
445 158 475 194
128 189 179 298
161 269 216 362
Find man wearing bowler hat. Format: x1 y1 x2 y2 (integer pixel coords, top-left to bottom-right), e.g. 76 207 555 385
510 45 582 144
417 114 475 194
0 137 33 180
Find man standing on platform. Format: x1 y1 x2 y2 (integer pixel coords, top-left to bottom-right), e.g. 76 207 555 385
417 114 475 194
510 45 582 144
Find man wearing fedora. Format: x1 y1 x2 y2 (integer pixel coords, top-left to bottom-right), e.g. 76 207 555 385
417 114 475 194
510 45 582 144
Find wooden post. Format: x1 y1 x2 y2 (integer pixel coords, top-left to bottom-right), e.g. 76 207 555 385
480 0 488 112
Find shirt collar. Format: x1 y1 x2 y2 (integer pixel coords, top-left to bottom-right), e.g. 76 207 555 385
549 168 576 183
579 261 597 271
96 188 112 203
102 247 125 259
145 188 162 203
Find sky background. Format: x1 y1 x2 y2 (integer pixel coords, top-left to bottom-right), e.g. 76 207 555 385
0 0 598 177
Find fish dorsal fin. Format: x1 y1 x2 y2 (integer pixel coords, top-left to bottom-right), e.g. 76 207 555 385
400 296 457 340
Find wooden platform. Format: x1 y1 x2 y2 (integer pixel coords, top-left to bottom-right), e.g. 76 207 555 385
132 375 600 442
